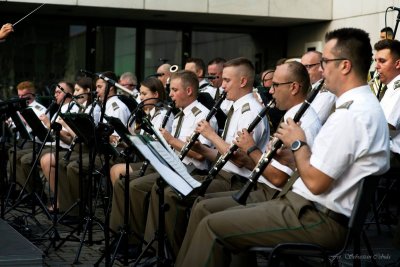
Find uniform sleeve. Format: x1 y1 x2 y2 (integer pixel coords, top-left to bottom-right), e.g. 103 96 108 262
310 110 368 180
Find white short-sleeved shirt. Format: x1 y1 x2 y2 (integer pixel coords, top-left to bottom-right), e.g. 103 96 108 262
149 106 174 133
311 79 337 125
104 95 131 126
222 93 270 177
257 103 321 190
292 85 390 217
172 100 218 170
84 101 102 125
380 74 400 154
47 102 79 148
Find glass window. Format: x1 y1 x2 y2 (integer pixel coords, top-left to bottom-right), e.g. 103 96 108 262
144 29 182 77
191 31 256 65
0 21 86 99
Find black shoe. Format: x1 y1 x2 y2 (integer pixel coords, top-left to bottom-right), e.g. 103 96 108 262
116 244 142 261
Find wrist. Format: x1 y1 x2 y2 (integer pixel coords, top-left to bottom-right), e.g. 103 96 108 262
246 145 259 156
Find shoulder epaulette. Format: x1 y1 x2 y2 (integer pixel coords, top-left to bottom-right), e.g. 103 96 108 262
394 80 400 90
35 105 44 111
191 106 202 116
241 103 250 114
336 100 353 110
112 102 120 111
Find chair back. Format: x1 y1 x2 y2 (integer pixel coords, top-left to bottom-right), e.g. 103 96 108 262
339 175 380 254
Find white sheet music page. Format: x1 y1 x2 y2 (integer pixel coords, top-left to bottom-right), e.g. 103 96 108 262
129 135 200 196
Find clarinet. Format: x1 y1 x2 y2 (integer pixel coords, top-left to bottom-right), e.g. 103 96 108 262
197 99 276 196
138 101 175 176
232 80 324 205
179 91 227 161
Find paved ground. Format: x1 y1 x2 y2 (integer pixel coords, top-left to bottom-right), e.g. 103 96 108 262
1 192 400 267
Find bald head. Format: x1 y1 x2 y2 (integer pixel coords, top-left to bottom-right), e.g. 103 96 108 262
157 63 172 87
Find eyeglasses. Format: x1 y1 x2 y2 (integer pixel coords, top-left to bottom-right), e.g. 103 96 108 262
271 81 293 89
320 57 348 70
303 63 320 70
263 78 273 83
121 83 136 88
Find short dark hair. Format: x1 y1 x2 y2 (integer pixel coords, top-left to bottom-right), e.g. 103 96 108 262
58 81 74 95
208 57 226 66
374 39 400 60
97 71 118 93
284 61 311 95
223 57 255 86
171 70 199 96
381 27 394 35
186 57 206 76
140 77 166 101
325 28 372 79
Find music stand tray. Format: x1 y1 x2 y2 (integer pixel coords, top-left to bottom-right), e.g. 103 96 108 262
20 108 53 142
60 113 96 146
9 112 32 141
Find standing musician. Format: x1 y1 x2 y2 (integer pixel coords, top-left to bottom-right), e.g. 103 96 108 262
40 77 98 211
176 61 322 266
176 27 390 267
108 71 218 258
301 50 336 124
143 57 270 257
374 39 400 166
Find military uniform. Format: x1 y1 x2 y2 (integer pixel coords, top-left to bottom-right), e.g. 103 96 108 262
176 102 321 265
144 93 270 256
109 100 217 246
15 102 76 192
380 75 400 158
58 97 130 215
177 85 390 267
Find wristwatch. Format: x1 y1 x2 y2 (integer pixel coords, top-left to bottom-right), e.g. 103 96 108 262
290 140 307 152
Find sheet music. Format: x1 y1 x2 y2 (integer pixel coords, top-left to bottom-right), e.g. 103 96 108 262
148 141 200 188
129 135 201 196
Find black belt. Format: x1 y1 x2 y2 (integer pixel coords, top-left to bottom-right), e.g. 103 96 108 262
313 202 349 227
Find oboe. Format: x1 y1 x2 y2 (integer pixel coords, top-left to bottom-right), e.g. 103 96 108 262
197 99 276 196
138 102 175 177
179 91 227 161
232 80 324 205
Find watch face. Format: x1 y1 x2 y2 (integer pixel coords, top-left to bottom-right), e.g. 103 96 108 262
291 140 301 151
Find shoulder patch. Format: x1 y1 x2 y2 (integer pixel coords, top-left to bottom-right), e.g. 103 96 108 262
394 80 400 90
112 102 120 111
241 103 250 114
35 105 44 111
336 100 353 110
191 106 202 117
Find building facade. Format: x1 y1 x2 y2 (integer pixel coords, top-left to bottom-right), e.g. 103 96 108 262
0 0 397 98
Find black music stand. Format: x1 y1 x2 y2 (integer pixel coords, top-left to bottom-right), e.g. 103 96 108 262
3 110 33 213
56 112 106 263
98 115 147 266
5 107 54 217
